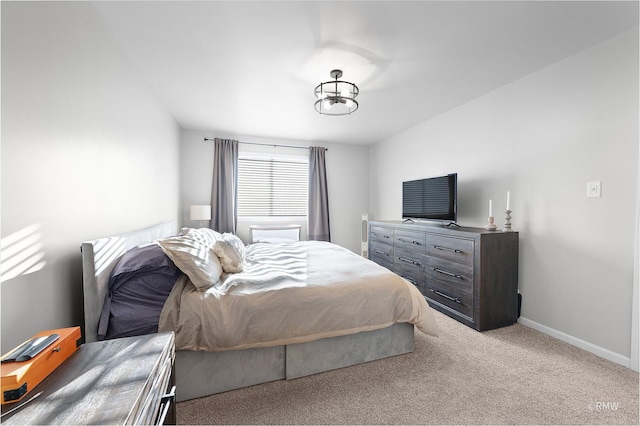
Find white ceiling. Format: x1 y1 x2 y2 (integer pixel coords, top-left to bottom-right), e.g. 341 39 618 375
92 1 638 145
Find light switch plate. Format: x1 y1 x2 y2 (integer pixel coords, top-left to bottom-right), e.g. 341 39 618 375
587 181 601 198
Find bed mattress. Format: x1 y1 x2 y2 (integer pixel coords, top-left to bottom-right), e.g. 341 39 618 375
159 241 438 352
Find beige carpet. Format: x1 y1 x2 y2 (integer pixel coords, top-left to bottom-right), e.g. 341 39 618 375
176 310 639 425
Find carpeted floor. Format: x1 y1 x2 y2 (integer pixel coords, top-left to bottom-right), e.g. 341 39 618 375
176 310 639 425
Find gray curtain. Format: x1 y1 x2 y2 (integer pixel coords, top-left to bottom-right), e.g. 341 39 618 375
210 138 238 233
308 146 331 241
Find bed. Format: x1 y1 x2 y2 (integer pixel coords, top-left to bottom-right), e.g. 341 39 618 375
82 221 438 401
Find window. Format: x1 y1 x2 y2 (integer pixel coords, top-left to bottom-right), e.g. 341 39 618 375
237 156 308 217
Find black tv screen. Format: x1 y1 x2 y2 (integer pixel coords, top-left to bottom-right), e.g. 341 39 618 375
402 173 457 222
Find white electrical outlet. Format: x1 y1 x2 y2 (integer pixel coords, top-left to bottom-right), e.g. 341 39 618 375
587 181 601 198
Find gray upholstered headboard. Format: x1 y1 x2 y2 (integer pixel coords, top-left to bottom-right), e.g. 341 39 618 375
81 220 177 343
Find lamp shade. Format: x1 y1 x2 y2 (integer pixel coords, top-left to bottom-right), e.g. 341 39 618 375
190 205 211 221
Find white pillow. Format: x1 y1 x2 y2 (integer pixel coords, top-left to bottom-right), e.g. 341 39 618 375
213 233 246 273
157 231 223 291
254 237 295 243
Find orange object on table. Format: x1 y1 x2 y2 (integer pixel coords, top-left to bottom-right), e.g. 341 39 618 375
1 327 82 405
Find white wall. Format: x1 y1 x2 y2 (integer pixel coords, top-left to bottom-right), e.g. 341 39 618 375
1 2 181 352
370 29 639 365
180 129 369 253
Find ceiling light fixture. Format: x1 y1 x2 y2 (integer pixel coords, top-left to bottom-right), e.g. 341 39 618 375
314 69 359 116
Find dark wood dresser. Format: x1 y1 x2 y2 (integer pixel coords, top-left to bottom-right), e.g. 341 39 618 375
1 332 176 425
369 220 519 331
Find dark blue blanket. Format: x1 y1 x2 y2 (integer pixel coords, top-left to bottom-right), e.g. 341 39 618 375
97 243 181 340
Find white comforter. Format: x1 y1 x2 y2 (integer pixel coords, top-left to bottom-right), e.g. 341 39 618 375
159 241 438 351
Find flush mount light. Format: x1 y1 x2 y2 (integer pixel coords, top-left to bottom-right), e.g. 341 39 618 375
314 69 359 116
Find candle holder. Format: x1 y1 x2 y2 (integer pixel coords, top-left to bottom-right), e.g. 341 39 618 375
484 216 497 231
503 210 513 232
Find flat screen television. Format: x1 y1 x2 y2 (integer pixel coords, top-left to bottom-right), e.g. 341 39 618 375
402 173 457 223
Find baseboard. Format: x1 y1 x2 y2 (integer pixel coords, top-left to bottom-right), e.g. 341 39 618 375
517 317 631 369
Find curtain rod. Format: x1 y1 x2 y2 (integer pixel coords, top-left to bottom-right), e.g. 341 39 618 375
203 138 327 151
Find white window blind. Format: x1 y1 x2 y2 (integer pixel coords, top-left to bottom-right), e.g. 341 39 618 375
237 157 308 217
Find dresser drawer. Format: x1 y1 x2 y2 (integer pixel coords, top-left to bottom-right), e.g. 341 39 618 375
370 225 393 241
394 230 426 252
395 248 425 271
370 238 393 255
370 233 393 252
369 226 393 266
425 234 474 266
424 255 473 289
394 260 424 287
424 278 473 319
370 250 394 270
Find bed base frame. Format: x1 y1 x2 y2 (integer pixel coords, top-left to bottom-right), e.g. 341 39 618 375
82 221 414 401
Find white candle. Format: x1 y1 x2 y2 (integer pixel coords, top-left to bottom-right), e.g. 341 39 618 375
506 190 511 211
489 199 493 217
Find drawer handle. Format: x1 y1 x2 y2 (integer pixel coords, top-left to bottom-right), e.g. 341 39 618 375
433 245 462 254
429 288 462 304
431 267 463 280
402 276 417 285
398 238 421 245
373 233 390 239
398 256 420 266
372 248 390 256
157 385 177 426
